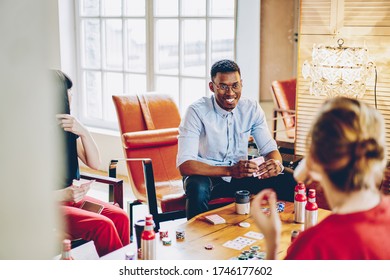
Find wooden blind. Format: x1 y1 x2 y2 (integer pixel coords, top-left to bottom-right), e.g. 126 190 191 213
344 0 390 27
296 1 390 159
300 0 334 34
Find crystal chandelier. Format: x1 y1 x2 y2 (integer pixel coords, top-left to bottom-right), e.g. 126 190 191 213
302 39 375 98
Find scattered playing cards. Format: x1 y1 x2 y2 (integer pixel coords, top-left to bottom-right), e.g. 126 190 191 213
222 236 257 250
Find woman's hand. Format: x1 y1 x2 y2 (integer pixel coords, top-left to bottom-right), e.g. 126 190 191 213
250 189 281 259
56 114 87 137
56 180 94 203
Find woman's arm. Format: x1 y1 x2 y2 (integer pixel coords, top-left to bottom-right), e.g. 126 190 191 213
57 114 101 169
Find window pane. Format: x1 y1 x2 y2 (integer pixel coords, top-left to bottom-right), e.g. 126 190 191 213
80 0 99 16
105 20 123 70
210 20 235 63
126 74 147 95
127 20 146 72
210 0 235 16
82 19 101 68
181 78 206 114
125 0 145 16
155 20 179 75
104 72 123 122
154 0 178 16
182 20 206 77
84 71 102 119
102 0 122 16
155 76 179 106
181 0 205 16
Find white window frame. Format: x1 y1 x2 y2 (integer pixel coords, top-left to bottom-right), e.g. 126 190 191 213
74 0 237 131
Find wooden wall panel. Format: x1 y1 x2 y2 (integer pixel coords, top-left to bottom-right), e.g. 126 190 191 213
300 0 335 34
296 2 390 159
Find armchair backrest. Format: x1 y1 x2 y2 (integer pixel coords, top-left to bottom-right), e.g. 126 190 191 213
271 78 296 130
112 94 182 202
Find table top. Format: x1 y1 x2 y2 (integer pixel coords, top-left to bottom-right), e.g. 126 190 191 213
101 201 331 260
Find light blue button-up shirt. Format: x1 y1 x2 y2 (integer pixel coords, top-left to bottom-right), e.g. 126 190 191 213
177 95 277 181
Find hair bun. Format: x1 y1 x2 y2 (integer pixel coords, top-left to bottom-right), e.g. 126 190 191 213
355 138 384 160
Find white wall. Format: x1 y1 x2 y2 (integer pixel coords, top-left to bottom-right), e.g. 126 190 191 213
0 0 62 259
236 0 261 102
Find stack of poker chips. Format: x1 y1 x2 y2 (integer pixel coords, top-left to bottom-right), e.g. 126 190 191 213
233 246 266 260
159 229 168 240
162 237 172 246
176 229 185 241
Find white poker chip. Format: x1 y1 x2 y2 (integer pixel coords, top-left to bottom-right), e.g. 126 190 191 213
238 222 250 228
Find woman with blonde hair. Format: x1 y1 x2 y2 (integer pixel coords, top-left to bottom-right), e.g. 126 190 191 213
251 96 390 259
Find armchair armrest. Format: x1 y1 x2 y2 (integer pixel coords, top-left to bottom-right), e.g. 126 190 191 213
80 171 124 208
108 158 183 231
273 108 296 114
108 158 156 214
122 128 178 149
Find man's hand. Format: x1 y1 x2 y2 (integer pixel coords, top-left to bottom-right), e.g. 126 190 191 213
230 160 259 178
255 159 283 179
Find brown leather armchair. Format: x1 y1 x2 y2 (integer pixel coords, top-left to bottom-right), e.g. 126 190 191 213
111 93 234 236
271 78 297 140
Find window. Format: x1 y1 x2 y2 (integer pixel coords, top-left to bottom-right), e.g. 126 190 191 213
76 0 236 130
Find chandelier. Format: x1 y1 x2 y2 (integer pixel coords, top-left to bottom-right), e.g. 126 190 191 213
302 39 375 98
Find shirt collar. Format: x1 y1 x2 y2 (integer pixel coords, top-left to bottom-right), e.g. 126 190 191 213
211 95 236 118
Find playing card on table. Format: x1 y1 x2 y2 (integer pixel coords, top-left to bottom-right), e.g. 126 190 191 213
244 231 264 240
222 240 247 250
232 236 256 246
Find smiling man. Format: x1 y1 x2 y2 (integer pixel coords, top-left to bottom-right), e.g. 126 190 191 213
177 59 296 219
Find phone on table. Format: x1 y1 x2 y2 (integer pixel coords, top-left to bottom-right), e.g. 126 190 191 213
80 200 104 214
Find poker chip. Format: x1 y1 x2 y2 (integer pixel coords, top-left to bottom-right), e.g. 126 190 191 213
276 202 285 213
125 251 136 260
204 244 214 250
250 245 260 251
238 222 250 228
238 254 248 260
241 250 250 255
162 237 172 246
261 207 271 215
256 251 267 259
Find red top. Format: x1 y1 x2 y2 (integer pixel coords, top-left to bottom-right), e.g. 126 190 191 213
285 196 390 260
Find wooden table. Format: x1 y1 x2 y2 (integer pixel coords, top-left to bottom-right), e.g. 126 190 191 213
101 201 331 260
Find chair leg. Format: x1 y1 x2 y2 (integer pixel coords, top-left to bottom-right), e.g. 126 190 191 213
273 109 278 139
128 200 143 242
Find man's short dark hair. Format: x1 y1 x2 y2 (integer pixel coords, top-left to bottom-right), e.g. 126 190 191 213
210 59 241 81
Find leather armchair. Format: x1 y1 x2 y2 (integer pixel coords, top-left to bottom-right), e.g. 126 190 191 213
271 78 297 140
111 93 234 236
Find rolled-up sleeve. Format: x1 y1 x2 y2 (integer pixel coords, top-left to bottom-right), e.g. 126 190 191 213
177 106 202 167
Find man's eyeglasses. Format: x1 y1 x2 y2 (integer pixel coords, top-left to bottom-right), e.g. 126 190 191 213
212 81 242 93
